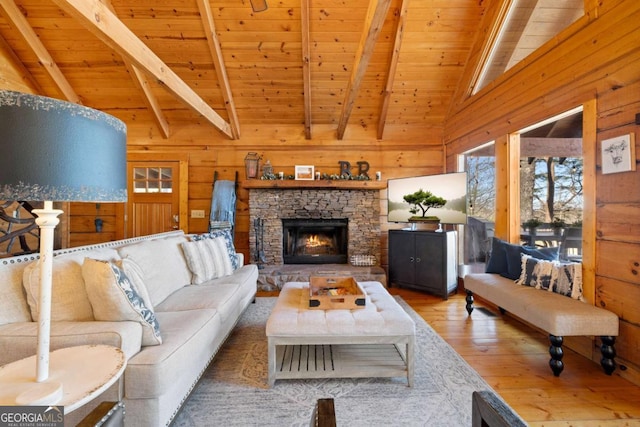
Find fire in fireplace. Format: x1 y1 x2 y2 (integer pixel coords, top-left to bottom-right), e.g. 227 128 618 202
282 218 348 264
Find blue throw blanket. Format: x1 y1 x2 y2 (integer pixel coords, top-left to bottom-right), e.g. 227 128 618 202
210 180 236 231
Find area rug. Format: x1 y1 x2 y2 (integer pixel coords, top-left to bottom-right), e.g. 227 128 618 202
172 297 496 426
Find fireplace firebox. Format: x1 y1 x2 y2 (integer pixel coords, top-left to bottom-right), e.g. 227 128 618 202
282 218 348 264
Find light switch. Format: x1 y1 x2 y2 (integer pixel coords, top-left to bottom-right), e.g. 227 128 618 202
191 210 205 218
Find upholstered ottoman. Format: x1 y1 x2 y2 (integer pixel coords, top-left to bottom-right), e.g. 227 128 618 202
266 281 415 387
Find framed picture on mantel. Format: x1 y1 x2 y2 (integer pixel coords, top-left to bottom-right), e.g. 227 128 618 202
295 165 314 180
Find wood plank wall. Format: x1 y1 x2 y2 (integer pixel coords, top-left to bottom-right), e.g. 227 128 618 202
444 0 640 386
120 123 446 267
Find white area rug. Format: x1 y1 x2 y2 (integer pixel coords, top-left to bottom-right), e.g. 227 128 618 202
172 297 495 426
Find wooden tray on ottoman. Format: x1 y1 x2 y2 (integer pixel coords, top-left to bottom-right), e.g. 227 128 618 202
308 276 365 309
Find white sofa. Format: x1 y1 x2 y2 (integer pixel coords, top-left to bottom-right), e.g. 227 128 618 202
0 230 258 426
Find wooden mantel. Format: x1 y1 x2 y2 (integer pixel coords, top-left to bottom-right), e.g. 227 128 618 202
241 180 387 190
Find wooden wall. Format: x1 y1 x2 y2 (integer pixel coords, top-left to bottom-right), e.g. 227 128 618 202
444 0 640 385
121 123 446 266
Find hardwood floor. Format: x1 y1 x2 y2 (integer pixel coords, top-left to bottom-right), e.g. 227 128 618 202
388 287 640 426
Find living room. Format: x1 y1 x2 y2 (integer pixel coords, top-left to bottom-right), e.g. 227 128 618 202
1 0 639 425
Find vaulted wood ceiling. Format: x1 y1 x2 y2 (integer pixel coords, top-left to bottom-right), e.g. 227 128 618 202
0 0 581 140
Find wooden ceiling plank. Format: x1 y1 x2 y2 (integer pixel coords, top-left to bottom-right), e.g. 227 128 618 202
104 0 170 139
336 0 392 140
377 0 408 140
196 0 240 139
0 0 80 103
301 0 311 139
0 33 42 93
50 0 233 138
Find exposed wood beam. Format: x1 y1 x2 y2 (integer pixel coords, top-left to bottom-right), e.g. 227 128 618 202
196 0 240 139
0 33 42 93
520 137 582 157
104 0 169 139
447 0 513 116
127 64 170 138
0 0 80 103
51 0 233 139
377 0 408 140
336 0 391 140
300 0 311 139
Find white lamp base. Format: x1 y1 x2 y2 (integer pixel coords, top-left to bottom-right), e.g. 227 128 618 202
15 381 63 406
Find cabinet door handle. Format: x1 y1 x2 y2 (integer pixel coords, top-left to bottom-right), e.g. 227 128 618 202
409 257 414 263
416 257 421 263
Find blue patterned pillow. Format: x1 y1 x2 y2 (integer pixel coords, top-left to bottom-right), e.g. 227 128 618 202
191 229 239 270
516 254 554 290
82 258 162 346
516 254 583 300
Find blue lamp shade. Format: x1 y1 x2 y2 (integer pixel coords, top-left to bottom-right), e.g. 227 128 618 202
0 90 127 202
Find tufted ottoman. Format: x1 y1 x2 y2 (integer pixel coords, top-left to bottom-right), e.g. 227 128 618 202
266 281 415 387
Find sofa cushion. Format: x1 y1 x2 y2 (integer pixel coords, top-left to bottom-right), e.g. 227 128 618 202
117 235 191 307
22 248 120 322
191 229 239 270
124 308 221 399
181 237 234 284
0 261 33 325
82 258 162 346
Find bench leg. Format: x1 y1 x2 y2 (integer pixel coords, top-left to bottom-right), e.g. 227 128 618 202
465 290 474 315
600 336 617 375
549 334 564 376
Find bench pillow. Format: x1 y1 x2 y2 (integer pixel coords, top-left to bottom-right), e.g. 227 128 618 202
516 254 583 300
486 237 558 280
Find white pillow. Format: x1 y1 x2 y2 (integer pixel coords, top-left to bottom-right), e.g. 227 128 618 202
82 258 162 346
181 236 234 284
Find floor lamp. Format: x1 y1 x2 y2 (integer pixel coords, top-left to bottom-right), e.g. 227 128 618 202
0 90 127 405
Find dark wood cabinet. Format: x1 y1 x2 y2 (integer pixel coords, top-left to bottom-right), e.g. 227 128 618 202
388 229 457 299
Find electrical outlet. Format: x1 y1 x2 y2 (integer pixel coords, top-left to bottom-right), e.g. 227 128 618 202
191 210 205 218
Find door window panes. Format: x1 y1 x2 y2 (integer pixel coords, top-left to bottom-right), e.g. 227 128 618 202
133 167 173 193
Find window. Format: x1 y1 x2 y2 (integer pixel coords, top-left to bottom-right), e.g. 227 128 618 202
133 167 173 193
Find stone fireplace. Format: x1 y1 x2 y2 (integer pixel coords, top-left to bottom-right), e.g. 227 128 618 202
248 186 381 266
282 218 348 264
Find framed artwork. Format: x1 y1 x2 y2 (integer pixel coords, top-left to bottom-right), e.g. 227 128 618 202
601 133 636 174
294 165 315 180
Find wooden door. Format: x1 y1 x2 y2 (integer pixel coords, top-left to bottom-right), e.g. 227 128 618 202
127 162 180 237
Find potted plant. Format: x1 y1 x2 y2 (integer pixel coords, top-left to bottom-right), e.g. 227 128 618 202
551 217 566 235
522 218 542 235
403 189 447 222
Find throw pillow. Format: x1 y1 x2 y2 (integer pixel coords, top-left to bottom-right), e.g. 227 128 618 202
191 229 240 270
119 257 154 311
550 262 583 300
485 237 559 280
485 237 508 275
181 239 218 284
503 242 558 280
516 254 555 290
515 254 583 300
181 236 234 284
82 258 162 346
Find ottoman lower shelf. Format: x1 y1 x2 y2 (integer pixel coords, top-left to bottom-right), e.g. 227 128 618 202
273 343 410 381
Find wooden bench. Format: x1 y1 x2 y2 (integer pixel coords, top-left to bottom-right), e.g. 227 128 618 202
464 273 619 377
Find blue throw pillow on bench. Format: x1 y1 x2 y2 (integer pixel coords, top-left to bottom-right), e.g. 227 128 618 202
485 237 559 280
